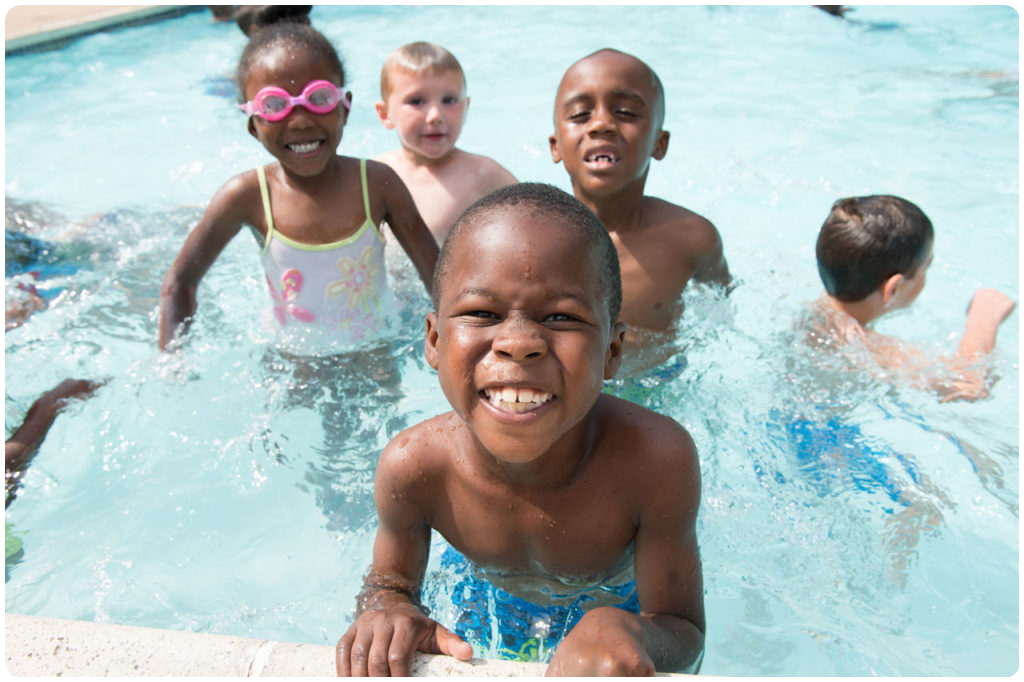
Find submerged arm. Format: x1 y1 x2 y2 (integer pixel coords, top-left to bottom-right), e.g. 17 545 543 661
371 161 440 292
158 175 254 350
6 379 102 507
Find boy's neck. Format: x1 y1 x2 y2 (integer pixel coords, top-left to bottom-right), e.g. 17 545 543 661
573 182 647 232
823 293 883 328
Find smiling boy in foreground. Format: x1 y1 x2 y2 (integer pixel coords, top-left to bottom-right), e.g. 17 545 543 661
335 183 705 676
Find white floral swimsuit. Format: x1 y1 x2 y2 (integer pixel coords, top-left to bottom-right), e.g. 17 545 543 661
257 160 394 351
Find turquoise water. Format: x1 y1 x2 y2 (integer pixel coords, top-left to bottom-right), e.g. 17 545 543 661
5 5 1018 675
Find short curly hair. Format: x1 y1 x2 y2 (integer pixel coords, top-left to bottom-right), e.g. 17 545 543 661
433 183 622 326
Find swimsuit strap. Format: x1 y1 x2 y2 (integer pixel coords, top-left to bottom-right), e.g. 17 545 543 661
359 158 382 240
256 165 275 255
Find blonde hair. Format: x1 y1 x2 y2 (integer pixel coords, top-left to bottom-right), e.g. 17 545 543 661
380 41 465 99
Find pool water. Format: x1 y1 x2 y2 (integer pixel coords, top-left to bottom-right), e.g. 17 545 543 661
5 5 1018 676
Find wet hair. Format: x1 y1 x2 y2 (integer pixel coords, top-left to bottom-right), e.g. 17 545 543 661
816 195 934 302
235 5 312 37
567 48 666 130
235 21 344 102
380 41 465 100
433 183 622 325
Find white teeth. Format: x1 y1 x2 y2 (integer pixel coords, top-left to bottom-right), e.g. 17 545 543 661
484 387 553 412
289 141 321 154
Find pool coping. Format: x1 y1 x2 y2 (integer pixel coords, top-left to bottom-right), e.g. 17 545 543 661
4 5 204 56
6 612 688 676
4 612 552 677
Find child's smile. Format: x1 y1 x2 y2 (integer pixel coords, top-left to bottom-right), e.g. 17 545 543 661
245 44 347 177
426 208 623 465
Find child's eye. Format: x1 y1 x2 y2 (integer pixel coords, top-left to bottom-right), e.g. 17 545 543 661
406 96 424 106
545 312 580 324
442 95 460 105
614 108 639 118
461 310 500 320
567 110 590 122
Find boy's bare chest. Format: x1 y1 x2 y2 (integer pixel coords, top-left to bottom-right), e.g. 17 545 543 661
436 476 637 578
614 238 693 330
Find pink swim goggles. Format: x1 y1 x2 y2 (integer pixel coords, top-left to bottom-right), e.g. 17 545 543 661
239 79 351 121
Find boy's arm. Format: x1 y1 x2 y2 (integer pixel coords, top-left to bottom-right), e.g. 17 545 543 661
336 438 472 676
547 420 705 676
370 161 440 292
688 217 731 287
857 288 1014 401
938 288 1016 401
954 288 1015 359
158 174 254 350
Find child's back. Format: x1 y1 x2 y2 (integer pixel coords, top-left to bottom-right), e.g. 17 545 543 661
813 194 1015 400
374 41 516 242
549 48 729 365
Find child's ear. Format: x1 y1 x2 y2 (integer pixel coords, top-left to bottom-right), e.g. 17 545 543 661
603 321 627 380
881 273 904 307
651 130 670 161
247 117 259 140
424 312 441 369
375 101 394 129
374 99 393 129
549 134 563 164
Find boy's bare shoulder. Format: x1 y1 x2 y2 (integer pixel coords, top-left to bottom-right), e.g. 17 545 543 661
377 411 462 483
452 149 517 187
644 196 720 248
593 394 697 467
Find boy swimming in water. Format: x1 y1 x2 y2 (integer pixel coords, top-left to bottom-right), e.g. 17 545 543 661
375 42 517 243
813 194 1015 400
549 48 729 373
335 183 705 676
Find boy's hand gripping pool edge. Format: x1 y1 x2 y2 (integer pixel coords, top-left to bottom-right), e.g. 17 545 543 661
335 591 473 676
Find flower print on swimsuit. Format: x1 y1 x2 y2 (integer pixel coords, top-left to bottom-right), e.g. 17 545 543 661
267 269 316 326
326 245 381 315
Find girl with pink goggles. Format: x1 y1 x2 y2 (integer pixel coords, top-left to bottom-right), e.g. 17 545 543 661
239 79 351 122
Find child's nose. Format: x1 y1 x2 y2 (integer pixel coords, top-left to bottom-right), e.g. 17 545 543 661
492 319 547 361
425 104 442 123
586 106 616 134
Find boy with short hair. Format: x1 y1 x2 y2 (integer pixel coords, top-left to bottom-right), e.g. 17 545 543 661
335 183 705 676
814 194 1015 400
375 41 517 243
549 48 729 370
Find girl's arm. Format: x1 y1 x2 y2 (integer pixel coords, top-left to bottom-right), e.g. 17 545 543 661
368 161 440 292
158 173 259 350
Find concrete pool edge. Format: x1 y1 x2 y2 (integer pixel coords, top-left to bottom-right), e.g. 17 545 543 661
4 612 553 677
5 5 204 56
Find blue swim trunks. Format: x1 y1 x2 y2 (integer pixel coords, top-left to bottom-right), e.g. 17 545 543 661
766 410 922 511
433 546 639 663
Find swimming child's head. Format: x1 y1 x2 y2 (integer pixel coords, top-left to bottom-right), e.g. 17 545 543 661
376 42 468 162
433 182 622 327
236 23 349 175
234 5 312 37
549 49 669 198
426 183 626 462
816 195 934 303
